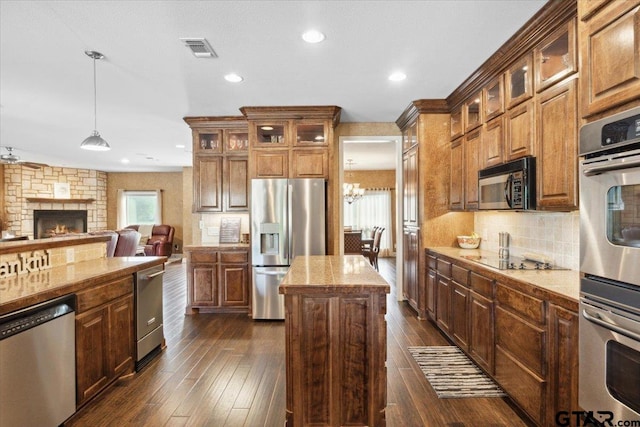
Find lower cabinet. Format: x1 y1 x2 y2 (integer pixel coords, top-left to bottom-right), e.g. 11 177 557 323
425 249 578 427
75 276 134 407
403 227 419 313
186 247 250 313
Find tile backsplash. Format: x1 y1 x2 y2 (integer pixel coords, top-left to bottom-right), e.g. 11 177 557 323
474 211 579 270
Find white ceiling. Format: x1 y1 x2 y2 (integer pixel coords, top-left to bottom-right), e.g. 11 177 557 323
0 0 546 172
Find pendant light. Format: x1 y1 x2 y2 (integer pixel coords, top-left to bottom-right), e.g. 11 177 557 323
80 50 110 151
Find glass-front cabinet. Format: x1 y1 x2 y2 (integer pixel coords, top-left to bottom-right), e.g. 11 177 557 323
465 91 483 132
194 130 222 154
294 122 328 146
506 53 533 109
252 122 288 147
484 76 504 121
450 105 464 140
534 19 576 92
226 130 249 152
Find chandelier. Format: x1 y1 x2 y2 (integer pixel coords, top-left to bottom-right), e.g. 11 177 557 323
343 159 365 204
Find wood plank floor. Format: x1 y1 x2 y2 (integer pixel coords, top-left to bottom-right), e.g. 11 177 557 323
68 257 533 427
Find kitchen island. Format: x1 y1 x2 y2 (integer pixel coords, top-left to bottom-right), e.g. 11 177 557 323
279 255 390 427
0 234 166 421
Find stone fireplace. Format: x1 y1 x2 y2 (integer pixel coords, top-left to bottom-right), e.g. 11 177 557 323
33 210 88 239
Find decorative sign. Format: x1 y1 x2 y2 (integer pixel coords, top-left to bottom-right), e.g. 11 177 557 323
219 217 241 243
54 182 71 199
0 250 52 278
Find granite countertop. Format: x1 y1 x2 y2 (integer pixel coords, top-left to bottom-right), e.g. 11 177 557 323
184 244 250 250
279 255 390 294
0 256 165 315
428 247 580 303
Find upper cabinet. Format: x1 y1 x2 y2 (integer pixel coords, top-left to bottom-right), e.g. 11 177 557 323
450 104 464 140
241 106 341 179
184 117 249 213
579 0 640 118
506 53 534 109
484 76 504 121
464 91 483 132
534 19 577 92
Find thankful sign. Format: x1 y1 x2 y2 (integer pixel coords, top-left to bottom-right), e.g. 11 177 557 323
0 250 52 278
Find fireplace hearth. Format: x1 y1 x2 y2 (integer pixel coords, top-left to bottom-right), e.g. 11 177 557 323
34 210 88 239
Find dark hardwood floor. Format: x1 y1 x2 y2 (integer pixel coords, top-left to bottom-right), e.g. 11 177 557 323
68 257 532 427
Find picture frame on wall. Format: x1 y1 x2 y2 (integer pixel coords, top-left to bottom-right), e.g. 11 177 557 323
54 182 70 199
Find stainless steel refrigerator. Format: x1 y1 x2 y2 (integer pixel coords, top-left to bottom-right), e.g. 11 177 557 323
251 178 326 319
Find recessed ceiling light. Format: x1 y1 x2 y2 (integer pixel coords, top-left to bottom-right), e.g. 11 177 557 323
121 158 130 164
388 72 407 82
224 73 243 83
302 30 325 43
176 144 185 149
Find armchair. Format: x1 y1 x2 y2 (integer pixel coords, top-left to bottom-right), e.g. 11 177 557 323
125 224 175 257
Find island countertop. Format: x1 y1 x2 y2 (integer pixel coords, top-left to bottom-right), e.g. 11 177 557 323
0 256 165 315
279 255 390 294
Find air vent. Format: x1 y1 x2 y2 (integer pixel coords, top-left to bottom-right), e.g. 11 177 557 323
180 38 217 58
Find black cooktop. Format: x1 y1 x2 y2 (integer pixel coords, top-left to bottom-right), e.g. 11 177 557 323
461 255 568 271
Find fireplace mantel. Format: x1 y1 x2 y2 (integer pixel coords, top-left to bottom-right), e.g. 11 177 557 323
26 198 95 203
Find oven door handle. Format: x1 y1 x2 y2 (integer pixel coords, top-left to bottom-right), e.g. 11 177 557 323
582 156 640 176
582 309 640 342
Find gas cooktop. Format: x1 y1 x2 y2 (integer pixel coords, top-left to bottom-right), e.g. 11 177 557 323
461 255 568 271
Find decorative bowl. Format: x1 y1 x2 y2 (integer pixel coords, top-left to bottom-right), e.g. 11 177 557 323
457 235 481 249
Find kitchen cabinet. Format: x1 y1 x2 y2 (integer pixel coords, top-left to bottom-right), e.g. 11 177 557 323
449 137 464 211
185 247 250 313
484 76 504 121
425 249 579 427
450 264 470 351
75 276 134 407
463 130 481 210
468 272 494 374
547 304 580 427
536 77 578 210
242 106 340 180
494 282 546 426
184 117 249 213
403 145 419 226
505 100 535 160
481 116 504 169
403 227 419 312
435 259 451 333
450 104 464 140
534 18 577 92
464 91 483 132
579 0 640 117
506 53 534 109
403 120 418 151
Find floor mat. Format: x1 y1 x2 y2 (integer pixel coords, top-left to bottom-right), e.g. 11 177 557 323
408 346 506 398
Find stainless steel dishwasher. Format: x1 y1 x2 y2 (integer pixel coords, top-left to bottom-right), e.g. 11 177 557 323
0 294 76 427
135 264 165 370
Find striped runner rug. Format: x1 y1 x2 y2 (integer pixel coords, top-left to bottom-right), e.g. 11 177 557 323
408 346 506 399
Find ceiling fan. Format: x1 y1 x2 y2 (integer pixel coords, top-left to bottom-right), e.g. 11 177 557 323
0 146 48 169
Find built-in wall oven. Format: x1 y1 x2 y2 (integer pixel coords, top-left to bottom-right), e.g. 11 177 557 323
579 106 640 423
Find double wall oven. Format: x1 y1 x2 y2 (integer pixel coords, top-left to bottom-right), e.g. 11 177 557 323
579 106 640 423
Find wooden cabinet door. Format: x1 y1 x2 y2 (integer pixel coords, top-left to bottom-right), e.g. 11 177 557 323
403 146 418 225
191 263 218 306
291 149 328 178
225 156 249 211
76 306 110 405
251 149 288 178
402 228 418 312
436 276 451 333
482 117 504 169
219 263 249 307
547 304 580 427
426 268 437 321
193 155 222 212
451 281 469 351
464 130 481 210
537 78 578 210
469 290 494 374
109 294 134 377
580 1 640 116
450 138 464 211
505 100 535 160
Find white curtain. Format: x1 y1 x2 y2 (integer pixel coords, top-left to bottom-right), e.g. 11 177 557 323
344 188 392 257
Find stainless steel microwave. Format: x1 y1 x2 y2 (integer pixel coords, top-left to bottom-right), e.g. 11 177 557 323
478 156 536 210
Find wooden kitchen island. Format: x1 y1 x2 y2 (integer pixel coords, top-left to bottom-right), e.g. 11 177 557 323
279 255 390 427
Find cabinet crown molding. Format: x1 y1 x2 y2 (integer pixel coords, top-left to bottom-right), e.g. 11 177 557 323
239 105 342 127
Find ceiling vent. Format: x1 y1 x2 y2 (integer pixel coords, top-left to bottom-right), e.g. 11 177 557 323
180 38 217 58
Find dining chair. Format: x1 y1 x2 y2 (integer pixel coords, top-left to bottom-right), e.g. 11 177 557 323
362 227 384 271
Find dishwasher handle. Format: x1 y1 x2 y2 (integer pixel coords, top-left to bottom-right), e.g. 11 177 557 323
144 270 165 280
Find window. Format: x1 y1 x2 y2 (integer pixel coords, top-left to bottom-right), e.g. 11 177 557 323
117 190 162 228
